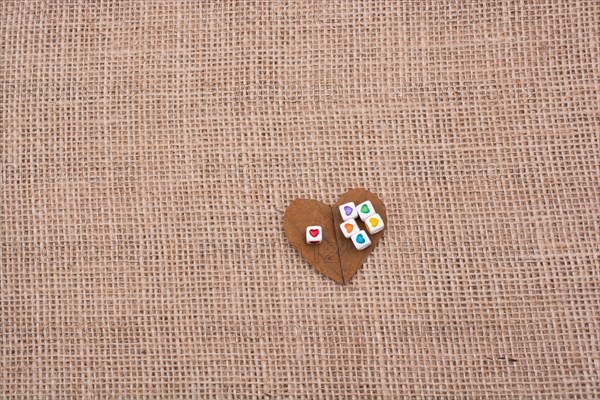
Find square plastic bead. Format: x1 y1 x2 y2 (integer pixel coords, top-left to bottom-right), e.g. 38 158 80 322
356 200 376 221
306 226 322 244
338 202 358 221
339 219 359 239
364 213 384 234
351 230 371 250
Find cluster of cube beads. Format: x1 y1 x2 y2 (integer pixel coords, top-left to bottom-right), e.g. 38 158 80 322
338 200 384 250
304 201 384 248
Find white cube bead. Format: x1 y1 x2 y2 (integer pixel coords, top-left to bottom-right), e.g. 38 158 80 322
339 219 360 239
356 200 376 221
364 213 384 234
306 226 322 244
351 230 371 250
338 202 358 221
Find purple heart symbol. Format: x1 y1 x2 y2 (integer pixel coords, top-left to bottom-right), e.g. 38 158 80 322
344 206 353 216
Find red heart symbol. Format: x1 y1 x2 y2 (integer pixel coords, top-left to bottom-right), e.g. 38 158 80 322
309 229 319 237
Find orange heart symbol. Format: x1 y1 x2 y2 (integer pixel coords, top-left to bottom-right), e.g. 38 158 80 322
344 223 354 233
369 218 379 227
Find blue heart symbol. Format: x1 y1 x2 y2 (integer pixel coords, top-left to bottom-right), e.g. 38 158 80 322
356 234 365 244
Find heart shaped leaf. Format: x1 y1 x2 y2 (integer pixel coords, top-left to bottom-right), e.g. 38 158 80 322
283 188 387 284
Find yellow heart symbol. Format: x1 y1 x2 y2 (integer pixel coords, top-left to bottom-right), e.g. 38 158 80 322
344 223 354 233
369 217 379 227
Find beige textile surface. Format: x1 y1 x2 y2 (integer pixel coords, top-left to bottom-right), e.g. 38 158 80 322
1 1 599 399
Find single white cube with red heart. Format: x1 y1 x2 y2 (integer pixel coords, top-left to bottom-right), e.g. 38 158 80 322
306 226 322 244
338 202 358 221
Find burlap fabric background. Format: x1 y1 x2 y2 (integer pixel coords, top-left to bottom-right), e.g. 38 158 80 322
2 1 599 399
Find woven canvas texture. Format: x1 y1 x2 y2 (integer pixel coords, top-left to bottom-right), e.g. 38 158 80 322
1 1 599 399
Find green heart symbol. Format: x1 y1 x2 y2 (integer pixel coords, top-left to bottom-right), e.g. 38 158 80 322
361 204 370 213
